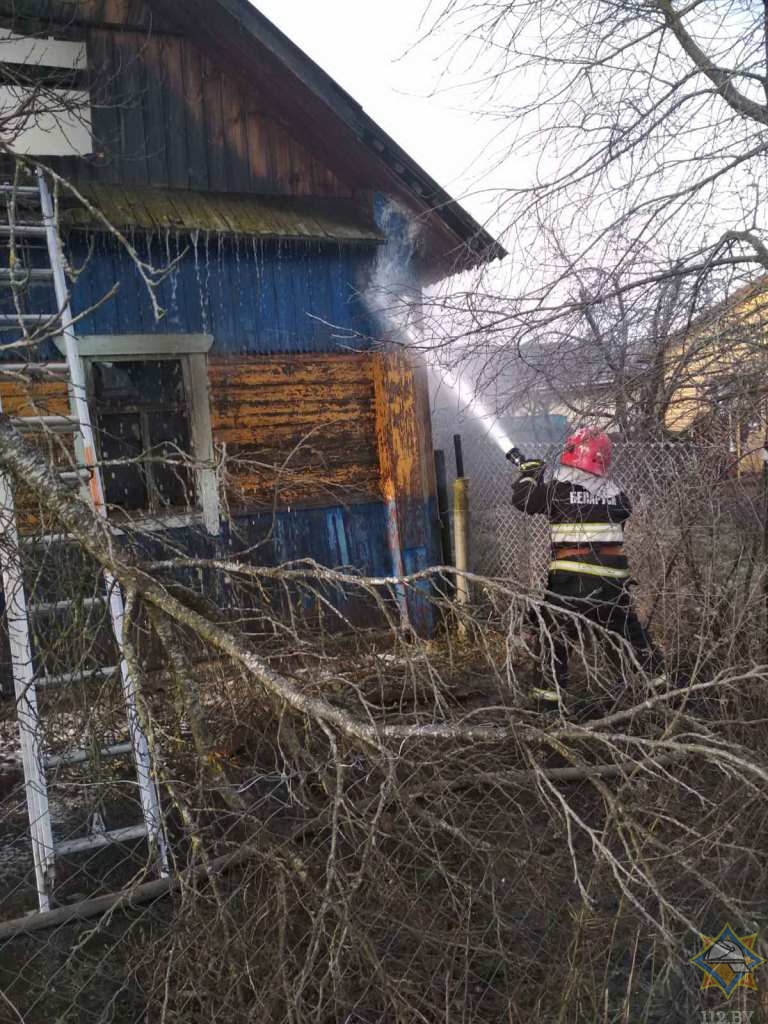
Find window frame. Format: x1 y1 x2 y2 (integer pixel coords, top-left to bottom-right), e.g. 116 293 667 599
90 359 195 516
56 334 219 534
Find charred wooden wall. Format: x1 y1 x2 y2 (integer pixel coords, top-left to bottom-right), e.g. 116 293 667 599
0 351 437 558
209 354 379 512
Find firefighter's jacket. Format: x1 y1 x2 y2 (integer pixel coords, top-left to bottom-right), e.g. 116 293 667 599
512 464 631 580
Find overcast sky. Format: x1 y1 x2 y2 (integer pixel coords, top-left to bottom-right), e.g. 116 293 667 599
252 0 506 231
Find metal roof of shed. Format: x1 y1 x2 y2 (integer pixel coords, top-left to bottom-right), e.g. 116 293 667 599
62 185 384 244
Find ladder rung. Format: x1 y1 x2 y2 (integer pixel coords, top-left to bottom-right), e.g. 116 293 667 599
59 468 92 484
29 596 105 615
45 741 132 770
20 532 78 546
36 666 119 690
0 360 67 371
12 415 79 433
55 824 148 857
0 269 54 281
0 225 47 236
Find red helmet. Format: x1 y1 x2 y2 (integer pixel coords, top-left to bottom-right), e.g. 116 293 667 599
560 428 612 477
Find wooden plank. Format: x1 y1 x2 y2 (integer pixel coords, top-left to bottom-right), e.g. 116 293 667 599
43 16 358 198
209 354 379 510
244 92 270 191
222 460 380 511
87 29 121 185
212 385 375 412
212 395 376 435
161 34 189 189
0 373 69 417
180 38 209 193
102 0 150 26
208 354 374 388
141 32 168 185
113 32 149 186
202 56 227 192
0 368 73 533
220 71 250 194
372 349 438 552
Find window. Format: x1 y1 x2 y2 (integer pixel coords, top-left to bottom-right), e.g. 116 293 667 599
90 359 194 514
58 334 219 534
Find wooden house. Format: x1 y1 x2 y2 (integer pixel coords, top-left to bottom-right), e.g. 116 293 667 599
662 278 768 470
0 1 504 626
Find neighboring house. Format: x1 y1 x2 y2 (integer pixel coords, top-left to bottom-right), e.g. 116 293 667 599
0 1 504 625
663 278 768 472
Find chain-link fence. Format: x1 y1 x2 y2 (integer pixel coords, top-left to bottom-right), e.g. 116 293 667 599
434 429 747 589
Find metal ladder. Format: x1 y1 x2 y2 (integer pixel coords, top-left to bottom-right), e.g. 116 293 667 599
0 169 168 912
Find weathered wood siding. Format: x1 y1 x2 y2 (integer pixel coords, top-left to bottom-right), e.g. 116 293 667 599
0 371 72 531
74 29 353 196
0 10 348 199
0 0 356 197
0 354 382 515
0 372 69 419
0 0 162 30
209 354 379 511
372 350 438 558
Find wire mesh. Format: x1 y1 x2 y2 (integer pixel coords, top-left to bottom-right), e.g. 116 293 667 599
433 431 739 589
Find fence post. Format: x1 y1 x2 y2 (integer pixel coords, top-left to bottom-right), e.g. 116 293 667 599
453 433 471 634
434 449 452 570
453 477 470 605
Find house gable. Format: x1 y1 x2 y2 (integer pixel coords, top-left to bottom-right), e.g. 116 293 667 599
0 1 360 200
0 0 504 277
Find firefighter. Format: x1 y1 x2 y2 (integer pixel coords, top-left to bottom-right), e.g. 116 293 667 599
508 428 665 709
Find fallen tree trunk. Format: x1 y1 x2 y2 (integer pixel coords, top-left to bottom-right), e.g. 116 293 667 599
0 843 260 942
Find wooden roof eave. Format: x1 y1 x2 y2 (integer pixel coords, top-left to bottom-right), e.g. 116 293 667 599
148 0 505 278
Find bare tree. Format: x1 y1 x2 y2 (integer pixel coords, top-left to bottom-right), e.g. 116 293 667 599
420 0 768 437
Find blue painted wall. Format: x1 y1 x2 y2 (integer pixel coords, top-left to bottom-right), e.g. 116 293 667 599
66 233 380 355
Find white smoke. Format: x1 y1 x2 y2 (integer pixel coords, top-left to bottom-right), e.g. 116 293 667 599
365 198 513 455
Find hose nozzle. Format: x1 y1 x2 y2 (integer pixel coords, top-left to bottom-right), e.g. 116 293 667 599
505 446 526 466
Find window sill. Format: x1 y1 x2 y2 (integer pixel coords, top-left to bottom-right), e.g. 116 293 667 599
107 511 215 534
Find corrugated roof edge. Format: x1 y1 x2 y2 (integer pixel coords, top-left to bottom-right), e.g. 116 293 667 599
161 0 507 270
61 186 386 244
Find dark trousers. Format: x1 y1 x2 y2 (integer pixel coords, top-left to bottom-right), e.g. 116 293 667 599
533 573 664 689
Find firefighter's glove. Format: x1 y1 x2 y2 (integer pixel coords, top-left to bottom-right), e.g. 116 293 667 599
519 459 545 481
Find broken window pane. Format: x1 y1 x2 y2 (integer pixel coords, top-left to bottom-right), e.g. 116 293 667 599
91 359 194 515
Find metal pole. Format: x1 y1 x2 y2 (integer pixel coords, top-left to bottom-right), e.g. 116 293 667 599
382 479 410 632
453 476 470 633
453 433 465 479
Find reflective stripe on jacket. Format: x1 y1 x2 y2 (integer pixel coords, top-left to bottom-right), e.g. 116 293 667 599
549 522 624 545
549 559 629 579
